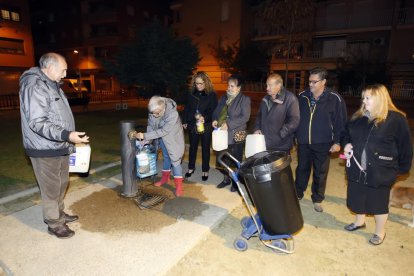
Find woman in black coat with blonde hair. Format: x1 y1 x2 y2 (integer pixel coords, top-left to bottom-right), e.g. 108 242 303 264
342 84 412 245
183 71 218 181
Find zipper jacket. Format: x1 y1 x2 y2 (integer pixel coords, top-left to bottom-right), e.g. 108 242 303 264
19 67 75 157
341 111 412 187
295 88 347 145
253 88 300 151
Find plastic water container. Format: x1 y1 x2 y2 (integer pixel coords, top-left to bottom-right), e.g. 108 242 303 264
212 128 228 151
69 144 91 173
245 134 266 158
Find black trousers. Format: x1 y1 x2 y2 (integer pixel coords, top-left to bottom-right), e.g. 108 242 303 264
295 143 331 203
188 130 212 172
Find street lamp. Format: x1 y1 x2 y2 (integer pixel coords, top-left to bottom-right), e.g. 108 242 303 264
73 50 82 93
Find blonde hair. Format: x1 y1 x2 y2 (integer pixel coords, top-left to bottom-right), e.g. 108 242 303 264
267 73 283 85
190 71 215 93
351 84 405 125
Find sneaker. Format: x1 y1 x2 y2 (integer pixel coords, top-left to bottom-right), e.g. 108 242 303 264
313 202 323 212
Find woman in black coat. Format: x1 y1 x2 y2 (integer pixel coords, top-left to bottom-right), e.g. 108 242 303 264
341 84 413 245
183 72 218 181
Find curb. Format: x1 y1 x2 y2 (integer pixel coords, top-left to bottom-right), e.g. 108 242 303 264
0 161 121 205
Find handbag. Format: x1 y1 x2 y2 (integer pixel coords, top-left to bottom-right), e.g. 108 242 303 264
233 130 247 143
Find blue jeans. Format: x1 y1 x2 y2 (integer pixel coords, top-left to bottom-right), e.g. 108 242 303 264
159 139 182 177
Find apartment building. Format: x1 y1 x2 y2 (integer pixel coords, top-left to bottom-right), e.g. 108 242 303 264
171 0 413 95
29 0 171 92
170 0 253 91
0 0 34 95
254 0 414 94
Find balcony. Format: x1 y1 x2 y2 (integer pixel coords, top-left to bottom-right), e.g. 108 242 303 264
398 8 414 25
315 9 393 32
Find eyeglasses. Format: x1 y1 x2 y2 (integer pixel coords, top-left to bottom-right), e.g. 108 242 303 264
195 82 205 86
150 111 161 116
309 79 323 85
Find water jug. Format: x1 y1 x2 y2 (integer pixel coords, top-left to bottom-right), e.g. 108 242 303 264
245 134 266 158
195 109 205 134
212 128 228 151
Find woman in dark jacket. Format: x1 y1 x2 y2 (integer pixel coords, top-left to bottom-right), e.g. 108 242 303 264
342 84 412 245
212 74 251 192
183 72 218 181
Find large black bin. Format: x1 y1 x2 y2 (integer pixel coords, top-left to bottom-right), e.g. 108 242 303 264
239 151 303 235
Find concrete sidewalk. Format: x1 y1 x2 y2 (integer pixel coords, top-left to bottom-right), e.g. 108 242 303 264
0 161 242 275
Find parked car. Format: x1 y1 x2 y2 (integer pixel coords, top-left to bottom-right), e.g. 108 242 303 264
61 78 90 107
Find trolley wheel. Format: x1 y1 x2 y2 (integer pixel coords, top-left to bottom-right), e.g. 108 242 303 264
233 238 248 252
271 239 288 252
240 216 250 229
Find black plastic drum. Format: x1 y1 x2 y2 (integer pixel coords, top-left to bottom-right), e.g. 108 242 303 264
239 151 303 235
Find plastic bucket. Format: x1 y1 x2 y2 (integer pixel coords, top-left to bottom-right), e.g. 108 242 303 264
239 151 303 235
245 134 266 158
212 129 228 151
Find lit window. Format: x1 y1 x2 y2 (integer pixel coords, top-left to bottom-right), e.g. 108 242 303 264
0 37 24 54
1 9 10 20
11 12 20 21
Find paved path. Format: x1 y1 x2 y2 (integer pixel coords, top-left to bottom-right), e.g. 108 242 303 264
0 162 242 275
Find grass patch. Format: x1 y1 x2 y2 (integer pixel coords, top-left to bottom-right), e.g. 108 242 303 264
0 107 148 197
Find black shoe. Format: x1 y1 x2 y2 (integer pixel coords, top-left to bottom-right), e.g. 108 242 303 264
202 172 209 181
64 213 79 223
230 185 237 192
344 222 366 231
217 178 231 188
47 224 75 239
185 169 195 178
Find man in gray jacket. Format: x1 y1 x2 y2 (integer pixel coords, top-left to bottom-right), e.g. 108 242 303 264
19 52 89 238
254 73 300 153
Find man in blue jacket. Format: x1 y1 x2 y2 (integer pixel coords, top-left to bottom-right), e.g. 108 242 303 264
254 73 300 153
295 67 347 212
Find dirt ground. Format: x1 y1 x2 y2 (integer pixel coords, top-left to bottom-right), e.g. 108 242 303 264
167 155 414 276
1 148 413 275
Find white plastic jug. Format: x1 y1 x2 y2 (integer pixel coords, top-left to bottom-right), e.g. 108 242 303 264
212 129 228 151
245 134 266 158
69 143 91 173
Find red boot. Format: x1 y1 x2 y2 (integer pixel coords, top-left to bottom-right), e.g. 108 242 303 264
174 177 184 197
154 170 170 187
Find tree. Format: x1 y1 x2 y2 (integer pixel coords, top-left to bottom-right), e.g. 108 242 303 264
255 0 315 84
209 37 269 82
103 21 200 103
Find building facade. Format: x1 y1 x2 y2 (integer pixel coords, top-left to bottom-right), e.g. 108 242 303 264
253 0 414 94
29 0 171 93
0 0 34 95
170 0 253 91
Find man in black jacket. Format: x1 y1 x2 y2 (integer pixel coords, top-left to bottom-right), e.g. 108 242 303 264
295 67 347 212
254 73 300 153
